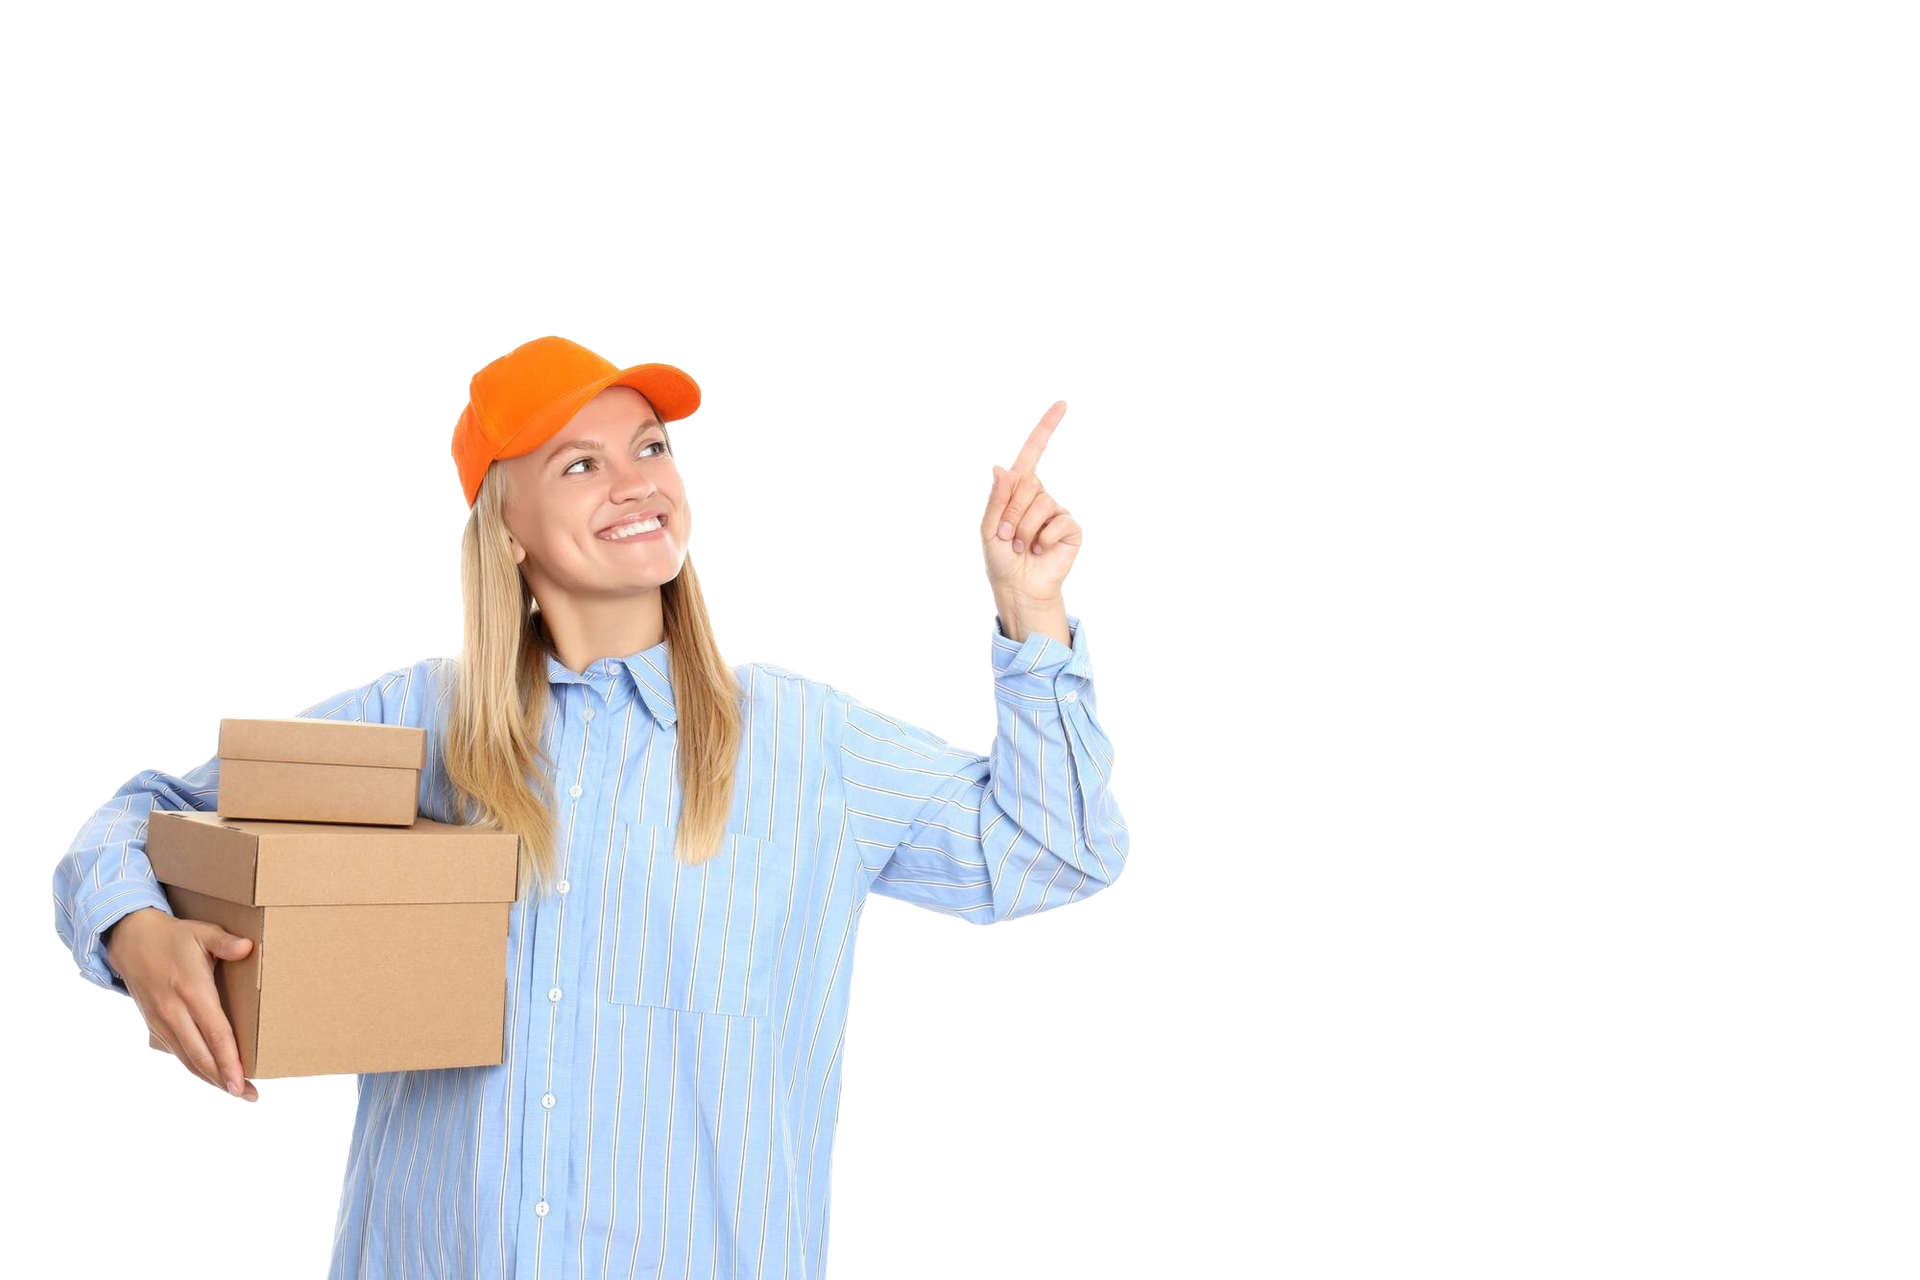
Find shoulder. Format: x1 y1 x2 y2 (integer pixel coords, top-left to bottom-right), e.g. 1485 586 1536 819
396 655 460 699
733 659 834 694
424 655 459 694
732 660 852 714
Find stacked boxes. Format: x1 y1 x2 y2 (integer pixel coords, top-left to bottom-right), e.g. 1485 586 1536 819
142 718 519 1078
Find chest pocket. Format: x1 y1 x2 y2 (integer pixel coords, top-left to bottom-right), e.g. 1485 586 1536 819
605 821 793 1019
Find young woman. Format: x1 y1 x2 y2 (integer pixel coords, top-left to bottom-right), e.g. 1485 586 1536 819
53 334 1128 1279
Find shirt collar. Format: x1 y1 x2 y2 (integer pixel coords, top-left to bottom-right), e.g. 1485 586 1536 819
543 635 678 728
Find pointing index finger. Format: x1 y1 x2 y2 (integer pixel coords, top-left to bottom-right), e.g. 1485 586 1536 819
1009 400 1067 475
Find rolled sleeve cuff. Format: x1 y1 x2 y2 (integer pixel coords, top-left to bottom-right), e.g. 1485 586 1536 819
990 611 1093 706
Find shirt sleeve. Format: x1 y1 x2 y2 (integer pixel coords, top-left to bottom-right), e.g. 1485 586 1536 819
51 658 457 996
833 612 1129 924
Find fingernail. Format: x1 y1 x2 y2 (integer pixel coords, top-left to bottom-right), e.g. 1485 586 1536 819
1012 539 1024 553
228 1080 241 1096
999 522 1014 539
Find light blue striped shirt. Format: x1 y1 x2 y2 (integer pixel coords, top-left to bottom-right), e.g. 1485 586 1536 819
53 612 1127 1279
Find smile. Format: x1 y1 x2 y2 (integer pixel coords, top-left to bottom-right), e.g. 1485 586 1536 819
597 515 665 541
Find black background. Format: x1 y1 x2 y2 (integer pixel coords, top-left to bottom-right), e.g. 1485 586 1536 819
45 307 1152 1274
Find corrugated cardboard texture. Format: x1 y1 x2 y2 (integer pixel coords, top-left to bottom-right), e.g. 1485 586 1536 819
217 717 425 825
140 809 518 1078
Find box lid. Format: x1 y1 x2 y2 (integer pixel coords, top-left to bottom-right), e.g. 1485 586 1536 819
146 810 520 906
218 717 426 770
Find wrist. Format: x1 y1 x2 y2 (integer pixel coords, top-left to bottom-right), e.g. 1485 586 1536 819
994 593 1069 645
103 905 167 959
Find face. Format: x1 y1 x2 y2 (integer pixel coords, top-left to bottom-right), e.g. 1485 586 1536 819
495 385 690 601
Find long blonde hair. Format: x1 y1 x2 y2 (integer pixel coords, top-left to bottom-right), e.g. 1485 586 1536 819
440 426 740 896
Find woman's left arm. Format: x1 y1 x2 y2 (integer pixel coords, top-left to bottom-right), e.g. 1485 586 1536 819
834 610 1128 922
833 401 1129 922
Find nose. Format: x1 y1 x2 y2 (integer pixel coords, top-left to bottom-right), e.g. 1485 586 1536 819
605 453 657 502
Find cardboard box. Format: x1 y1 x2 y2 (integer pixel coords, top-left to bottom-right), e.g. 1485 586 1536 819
142 809 519 1077
217 717 426 826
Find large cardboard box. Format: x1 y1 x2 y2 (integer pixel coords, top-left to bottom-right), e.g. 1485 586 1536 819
142 810 519 1077
217 717 426 826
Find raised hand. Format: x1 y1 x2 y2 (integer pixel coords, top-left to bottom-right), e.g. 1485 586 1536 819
981 400 1082 605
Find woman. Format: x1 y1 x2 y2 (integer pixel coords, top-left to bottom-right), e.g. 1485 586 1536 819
53 334 1129 1278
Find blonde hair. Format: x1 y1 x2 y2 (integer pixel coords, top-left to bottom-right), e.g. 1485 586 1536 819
440 422 741 895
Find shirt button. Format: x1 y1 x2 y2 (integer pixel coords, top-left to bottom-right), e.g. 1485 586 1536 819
557 879 571 894
583 707 595 721
1062 689 1078 703
534 1200 550 1218
542 1093 556 1109
569 784 582 797
548 987 563 1002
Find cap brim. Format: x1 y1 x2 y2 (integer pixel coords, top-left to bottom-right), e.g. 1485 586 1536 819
495 362 702 461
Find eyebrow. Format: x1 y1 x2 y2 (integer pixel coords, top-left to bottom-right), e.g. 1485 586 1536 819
546 418 666 464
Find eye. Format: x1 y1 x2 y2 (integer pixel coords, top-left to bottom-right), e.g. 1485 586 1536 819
562 440 668 475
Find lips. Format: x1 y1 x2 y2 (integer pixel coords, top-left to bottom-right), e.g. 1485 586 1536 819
595 510 667 536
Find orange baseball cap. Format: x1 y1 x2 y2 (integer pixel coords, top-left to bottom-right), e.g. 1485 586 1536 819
451 335 702 508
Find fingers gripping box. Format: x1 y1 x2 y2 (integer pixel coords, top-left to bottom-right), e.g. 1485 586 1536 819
216 717 426 826
142 810 518 1078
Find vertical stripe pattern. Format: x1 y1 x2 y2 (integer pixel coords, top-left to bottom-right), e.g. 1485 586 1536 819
52 613 1127 1277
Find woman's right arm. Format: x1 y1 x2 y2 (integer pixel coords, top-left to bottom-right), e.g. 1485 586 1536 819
52 657 455 1099
51 656 456 997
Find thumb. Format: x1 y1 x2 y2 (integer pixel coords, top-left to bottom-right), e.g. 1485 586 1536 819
193 923 253 961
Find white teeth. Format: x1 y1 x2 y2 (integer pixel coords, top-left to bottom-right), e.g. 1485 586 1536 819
600 516 662 540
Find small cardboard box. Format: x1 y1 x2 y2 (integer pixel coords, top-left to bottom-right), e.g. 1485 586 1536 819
217 717 426 826
142 809 519 1078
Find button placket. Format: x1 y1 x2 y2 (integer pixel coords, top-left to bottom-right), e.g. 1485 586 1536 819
517 858 567 1260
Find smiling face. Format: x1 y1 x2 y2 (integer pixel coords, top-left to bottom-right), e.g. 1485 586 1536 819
495 384 690 604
